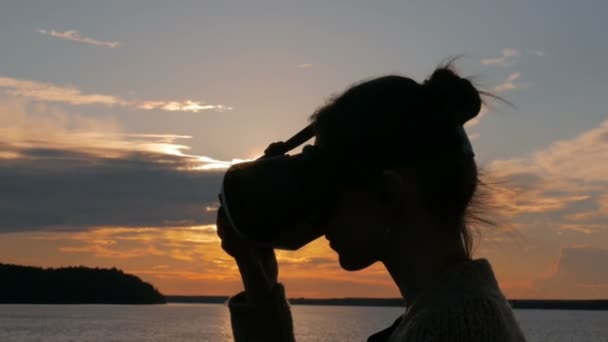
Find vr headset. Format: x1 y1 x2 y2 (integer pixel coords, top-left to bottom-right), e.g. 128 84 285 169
218 121 474 250
218 123 336 250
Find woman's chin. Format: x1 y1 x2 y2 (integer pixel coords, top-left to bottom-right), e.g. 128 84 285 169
338 254 373 271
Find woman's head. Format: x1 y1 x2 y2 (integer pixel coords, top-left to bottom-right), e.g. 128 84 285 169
311 65 484 271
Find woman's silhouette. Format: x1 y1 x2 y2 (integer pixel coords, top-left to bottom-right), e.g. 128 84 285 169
217 64 527 341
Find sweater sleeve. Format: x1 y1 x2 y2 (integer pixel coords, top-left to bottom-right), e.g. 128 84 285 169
227 283 296 342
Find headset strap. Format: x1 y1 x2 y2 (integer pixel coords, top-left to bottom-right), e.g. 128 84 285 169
262 122 473 159
262 123 315 158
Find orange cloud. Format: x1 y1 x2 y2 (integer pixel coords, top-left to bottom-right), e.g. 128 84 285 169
488 118 608 218
2 226 399 297
56 226 219 260
474 119 608 299
534 247 608 299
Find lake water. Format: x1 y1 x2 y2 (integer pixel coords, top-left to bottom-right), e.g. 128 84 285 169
0 304 607 341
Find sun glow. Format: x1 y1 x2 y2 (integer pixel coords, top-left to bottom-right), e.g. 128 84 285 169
192 156 252 170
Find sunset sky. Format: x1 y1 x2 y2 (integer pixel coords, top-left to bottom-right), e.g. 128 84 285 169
1 1 607 299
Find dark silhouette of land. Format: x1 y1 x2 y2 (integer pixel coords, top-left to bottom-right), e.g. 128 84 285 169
167 296 608 310
509 299 608 311
2 262 605 309
0 263 165 304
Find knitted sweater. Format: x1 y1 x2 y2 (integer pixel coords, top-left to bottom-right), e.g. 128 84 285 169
227 258 527 341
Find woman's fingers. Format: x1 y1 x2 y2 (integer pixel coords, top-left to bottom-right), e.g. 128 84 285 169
216 207 227 240
217 206 241 242
216 205 278 280
217 206 236 255
216 205 250 258
215 204 279 299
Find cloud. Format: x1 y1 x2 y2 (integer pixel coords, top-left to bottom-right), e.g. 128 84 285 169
477 119 608 299
51 226 337 269
0 76 122 105
534 247 608 298
464 104 489 129
56 226 219 260
527 49 546 57
0 75 232 113
531 120 608 182
38 29 120 48
481 48 521 67
558 224 605 235
493 72 525 93
491 119 608 184
487 118 608 225
0 148 226 232
30 226 395 297
0 99 246 232
137 101 232 112
296 64 313 69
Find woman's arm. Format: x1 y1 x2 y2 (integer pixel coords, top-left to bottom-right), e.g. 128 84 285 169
228 282 295 342
217 206 296 342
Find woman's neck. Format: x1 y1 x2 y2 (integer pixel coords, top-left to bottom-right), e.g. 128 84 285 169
381 226 469 307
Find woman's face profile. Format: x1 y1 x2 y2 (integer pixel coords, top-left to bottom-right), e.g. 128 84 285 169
324 184 391 271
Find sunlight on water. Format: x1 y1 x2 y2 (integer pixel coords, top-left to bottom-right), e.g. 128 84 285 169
0 304 607 341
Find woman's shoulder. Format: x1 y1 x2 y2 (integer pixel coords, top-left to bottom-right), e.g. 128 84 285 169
409 258 516 324
412 287 513 322
425 258 506 302
391 293 525 341
387 259 527 341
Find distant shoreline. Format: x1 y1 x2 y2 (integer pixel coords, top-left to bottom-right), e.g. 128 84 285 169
166 296 608 310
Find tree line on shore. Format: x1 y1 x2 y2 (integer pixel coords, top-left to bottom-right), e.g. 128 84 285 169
0 263 165 304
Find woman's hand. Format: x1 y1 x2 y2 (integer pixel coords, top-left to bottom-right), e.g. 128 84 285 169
216 205 279 303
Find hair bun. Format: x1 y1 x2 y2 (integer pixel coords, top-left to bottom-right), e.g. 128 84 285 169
423 68 482 126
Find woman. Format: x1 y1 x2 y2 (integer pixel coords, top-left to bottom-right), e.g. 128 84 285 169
216 65 527 341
